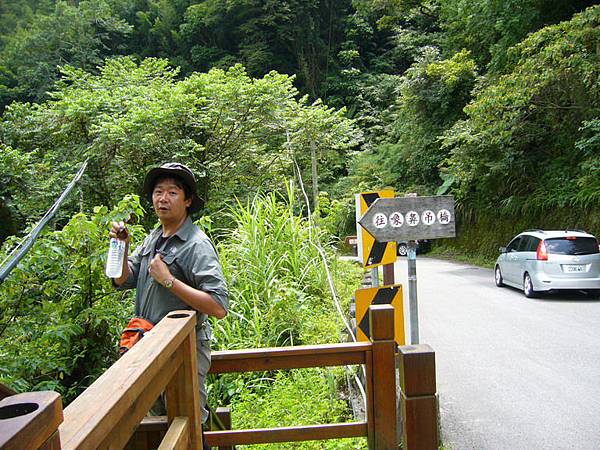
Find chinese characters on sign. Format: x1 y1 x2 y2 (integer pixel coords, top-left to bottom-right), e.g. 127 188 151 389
422 210 435 225
359 195 456 242
406 211 419 227
437 209 451 224
374 213 387 229
390 212 403 227
372 208 452 230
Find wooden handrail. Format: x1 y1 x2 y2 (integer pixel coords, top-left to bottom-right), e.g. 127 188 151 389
209 341 371 373
59 310 202 450
205 422 367 446
0 391 63 450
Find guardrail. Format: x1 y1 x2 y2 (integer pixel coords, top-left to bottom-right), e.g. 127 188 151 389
0 304 438 449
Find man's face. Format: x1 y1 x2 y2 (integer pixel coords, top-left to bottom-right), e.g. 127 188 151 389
152 178 191 223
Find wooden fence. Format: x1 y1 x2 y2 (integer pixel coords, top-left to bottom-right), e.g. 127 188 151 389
0 305 438 449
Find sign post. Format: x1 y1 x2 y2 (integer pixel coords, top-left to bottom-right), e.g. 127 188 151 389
407 240 419 343
358 195 455 344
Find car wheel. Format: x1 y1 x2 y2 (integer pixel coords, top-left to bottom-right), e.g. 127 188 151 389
494 266 504 287
398 243 408 257
523 273 537 298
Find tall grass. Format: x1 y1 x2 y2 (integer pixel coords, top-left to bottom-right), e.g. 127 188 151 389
213 189 331 351
207 190 366 449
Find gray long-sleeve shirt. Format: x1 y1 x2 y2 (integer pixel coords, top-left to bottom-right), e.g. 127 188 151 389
117 216 228 340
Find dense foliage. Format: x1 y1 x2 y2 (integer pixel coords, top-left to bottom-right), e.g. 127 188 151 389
442 7 600 215
0 191 364 449
339 4 600 252
0 196 143 398
0 57 359 239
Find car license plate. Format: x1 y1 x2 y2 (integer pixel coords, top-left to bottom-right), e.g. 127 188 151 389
564 265 585 273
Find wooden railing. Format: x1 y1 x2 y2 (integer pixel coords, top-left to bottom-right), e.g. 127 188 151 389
205 303 397 448
0 304 438 449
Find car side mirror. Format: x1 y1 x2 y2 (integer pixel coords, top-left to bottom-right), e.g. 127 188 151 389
499 246 507 253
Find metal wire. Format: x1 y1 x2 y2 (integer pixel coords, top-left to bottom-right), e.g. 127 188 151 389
285 130 367 412
0 159 89 283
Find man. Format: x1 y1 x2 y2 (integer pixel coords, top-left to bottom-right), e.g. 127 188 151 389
110 162 228 425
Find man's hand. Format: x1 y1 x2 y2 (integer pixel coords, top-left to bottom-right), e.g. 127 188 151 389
109 221 131 285
149 254 172 285
109 221 129 243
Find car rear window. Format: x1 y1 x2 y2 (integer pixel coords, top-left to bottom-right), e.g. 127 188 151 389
544 237 599 255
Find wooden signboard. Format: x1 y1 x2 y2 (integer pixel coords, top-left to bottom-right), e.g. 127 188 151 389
358 195 455 242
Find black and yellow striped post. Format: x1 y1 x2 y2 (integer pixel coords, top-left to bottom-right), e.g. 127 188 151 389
356 191 397 269
355 285 405 345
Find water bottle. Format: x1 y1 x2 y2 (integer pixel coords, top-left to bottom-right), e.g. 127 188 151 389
106 238 126 278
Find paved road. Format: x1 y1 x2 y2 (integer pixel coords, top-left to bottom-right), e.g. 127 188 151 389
393 257 600 450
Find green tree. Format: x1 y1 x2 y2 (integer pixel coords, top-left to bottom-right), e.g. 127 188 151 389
442 6 600 215
0 0 54 43
0 196 144 400
180 0 353 98
1 57 359 232
0 1 132 109
439 0 597 71
343 47 476 194
285 99 362 210
0 144 31 240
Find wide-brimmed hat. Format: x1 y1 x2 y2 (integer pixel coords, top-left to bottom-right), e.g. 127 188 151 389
142 162 203 213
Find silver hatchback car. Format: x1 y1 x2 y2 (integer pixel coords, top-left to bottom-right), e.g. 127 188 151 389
495 230 600 298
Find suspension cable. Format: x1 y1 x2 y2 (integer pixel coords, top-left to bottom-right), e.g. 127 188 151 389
0 159 89 284
285 130 367 410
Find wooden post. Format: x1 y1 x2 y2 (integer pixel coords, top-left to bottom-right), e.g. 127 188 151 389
398 344 438 450
382 263 394 286
165 323 202 450
158 416 189 450
0 391 63 450
369 304 397 449
215 407 233 450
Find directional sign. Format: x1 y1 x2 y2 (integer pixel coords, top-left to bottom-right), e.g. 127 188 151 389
356 285 405 345
358 195 455 242
356 191 397 269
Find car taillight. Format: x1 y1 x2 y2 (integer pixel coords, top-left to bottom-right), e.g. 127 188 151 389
536 241 548 260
